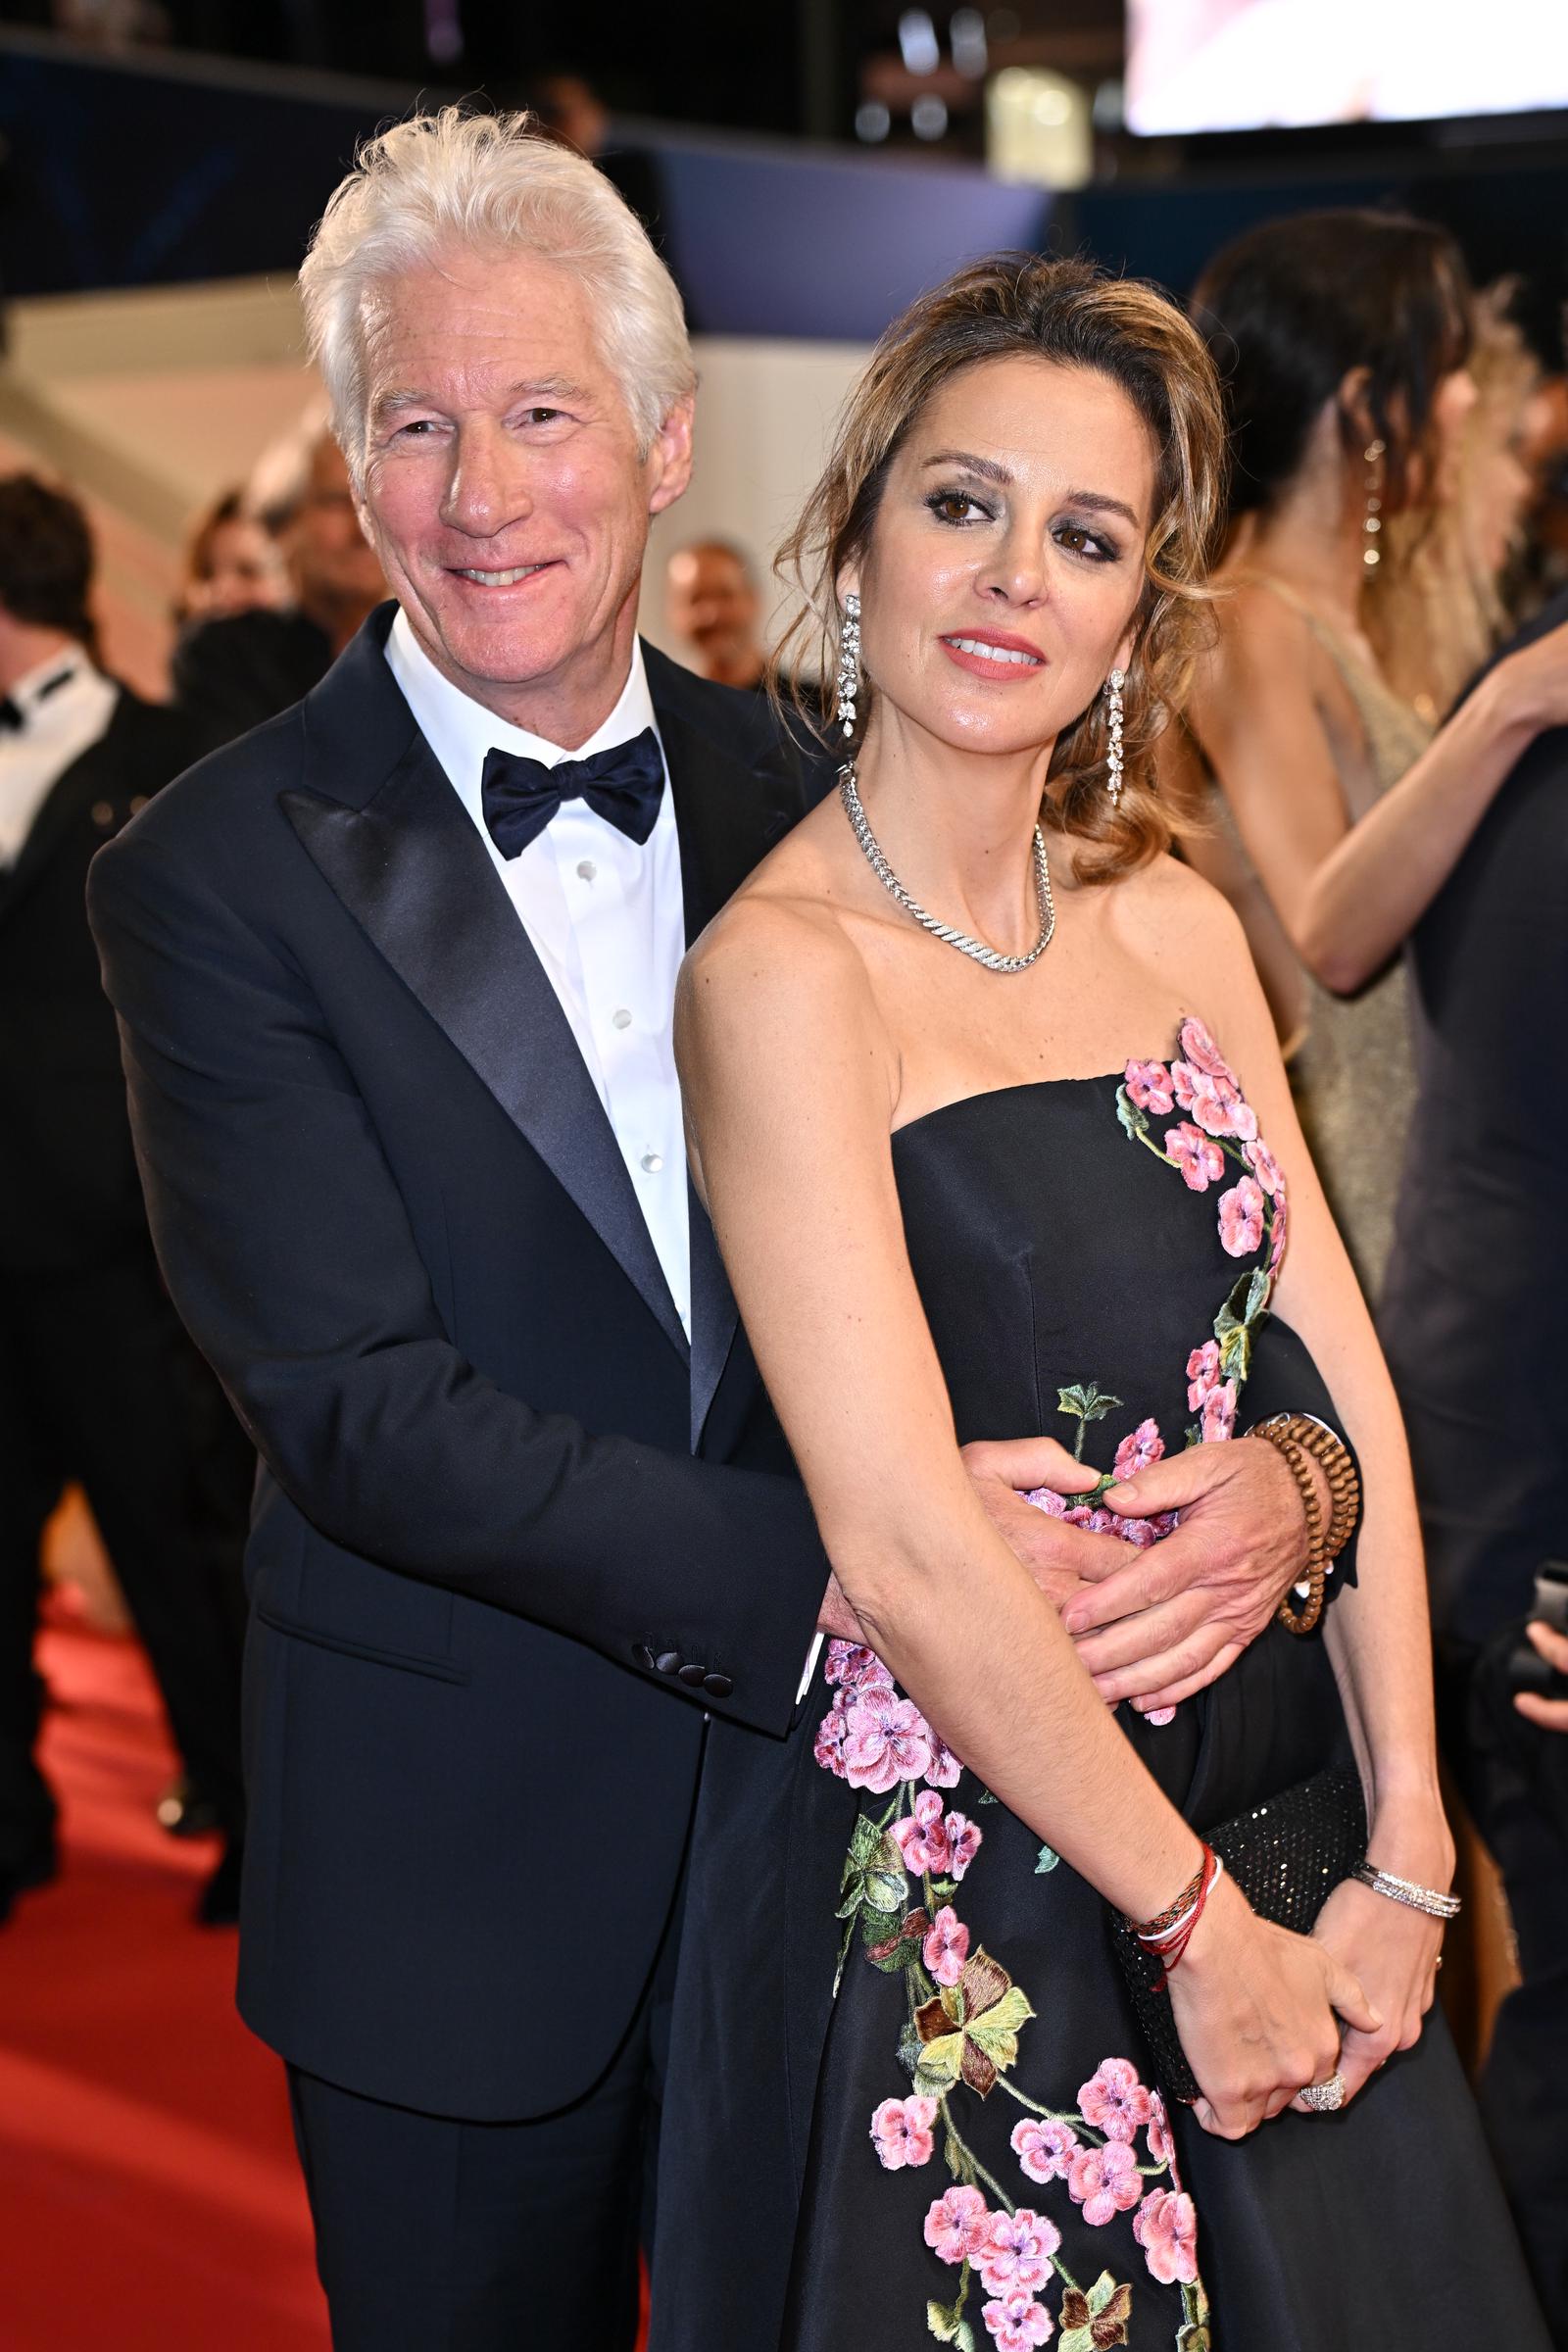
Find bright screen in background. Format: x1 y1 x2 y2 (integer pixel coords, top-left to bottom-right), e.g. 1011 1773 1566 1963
1125 0 1568 135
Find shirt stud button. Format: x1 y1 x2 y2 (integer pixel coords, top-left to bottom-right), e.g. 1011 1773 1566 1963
640 1152 663 1174
576 858 596 881
612 1007 632 1030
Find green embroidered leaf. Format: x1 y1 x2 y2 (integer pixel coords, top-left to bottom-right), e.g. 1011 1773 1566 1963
964 1984 1034 2080
865 1906 929 1972
1184 1423 1202 1448
977 1788 999 1805
927 2298 976 2348
1175 2325 1210 2352
1035 1842 1060 1874
1114 1084 1150 1143
1057 1381 1124 1427
837 1821 907 1923
1213 1267 1273 1382
897 2021 925 2077
1061 2274 1134 2350
859 1904 903 1947
912 2034 965 2094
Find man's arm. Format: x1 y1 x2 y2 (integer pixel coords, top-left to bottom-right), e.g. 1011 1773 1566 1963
87 824 827 1740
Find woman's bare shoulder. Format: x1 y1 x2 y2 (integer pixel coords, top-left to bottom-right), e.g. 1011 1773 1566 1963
679 810 879 1054
1116 847 1254 970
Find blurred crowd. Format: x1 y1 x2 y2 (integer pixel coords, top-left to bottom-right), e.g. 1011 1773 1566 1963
4 190 1568 2334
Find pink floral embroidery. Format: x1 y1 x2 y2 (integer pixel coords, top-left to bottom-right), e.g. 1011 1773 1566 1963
946 1812 983 1880
1147 2092 1177 2178
1079 2057 1153 2144
924 2184 992 2266
1144 1705 1178 1727
983 2293 1055 2349
824 1640 893 1691
1166 1121 1226 1192
1113 1417 1165 1481
1134 2187 1200 2286
1218 1175 1266 1258
978 2207 1061 2297
892 1788 952 1876
1186 1340 1222 1410
1178 1016 1236 1084
1067 2140 1144 2226
1022 1484 1067 1519
869 2093 937 2172
925 1732 964 1789
842 1691 934 1793
923 1904 970 1987
1200 1378 1238 1444
1123 1058 1175 1114
1175 1062 1259 1144
1243 1137 1284 1197
1010 2116 1080 2183
812 1690 851 1778
1270 1184 1290 1271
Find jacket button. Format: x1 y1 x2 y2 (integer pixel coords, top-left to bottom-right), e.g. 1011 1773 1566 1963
632 1643 657 1671
655 1650 683 1676
677 1661 707 1687
703 1672 733 1699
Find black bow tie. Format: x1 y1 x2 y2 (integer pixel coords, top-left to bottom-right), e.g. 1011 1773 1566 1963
480 726 665 860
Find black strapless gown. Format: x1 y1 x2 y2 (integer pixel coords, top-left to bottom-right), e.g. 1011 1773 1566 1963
650 1024 1546 2352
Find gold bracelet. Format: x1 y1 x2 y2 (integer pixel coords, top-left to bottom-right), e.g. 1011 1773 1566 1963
1251 1411 1360 1560
1252 1423 1329 1634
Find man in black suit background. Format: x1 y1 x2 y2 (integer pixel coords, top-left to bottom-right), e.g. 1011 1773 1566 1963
0 472 247 1926
172 419 385 752
89 110 1325 2350
1383 587 1568 2344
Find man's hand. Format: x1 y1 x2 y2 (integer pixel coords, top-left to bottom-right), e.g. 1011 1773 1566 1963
962 1437 1142 1612
1514 1619 1568 1733
1061 1436 1311 1709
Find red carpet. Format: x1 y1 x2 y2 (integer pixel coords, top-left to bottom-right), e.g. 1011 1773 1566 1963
0 1606 329 2349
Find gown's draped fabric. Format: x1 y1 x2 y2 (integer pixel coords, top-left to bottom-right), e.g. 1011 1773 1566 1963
650 1022 1546 2352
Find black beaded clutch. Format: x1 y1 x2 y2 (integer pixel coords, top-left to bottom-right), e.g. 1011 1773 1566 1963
1110 1763 1368 2104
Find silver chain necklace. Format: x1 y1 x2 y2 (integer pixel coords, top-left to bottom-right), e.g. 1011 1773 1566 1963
838 760 1055 974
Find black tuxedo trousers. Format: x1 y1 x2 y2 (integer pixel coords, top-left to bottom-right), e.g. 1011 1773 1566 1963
88 613 829 2339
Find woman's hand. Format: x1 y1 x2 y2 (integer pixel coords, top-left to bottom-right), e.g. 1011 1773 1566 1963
1167 1874 1381 2139
1302 1803 1454 2107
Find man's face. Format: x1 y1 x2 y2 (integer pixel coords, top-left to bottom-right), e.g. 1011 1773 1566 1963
665 545 761 671
285 436 385 620
356 247 693 730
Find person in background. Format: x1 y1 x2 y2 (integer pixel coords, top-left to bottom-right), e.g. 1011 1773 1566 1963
172 416 384 751
1173 210 1568 1298
173 486 288 627
0 472 247 1927
1381 582 1568 2345
664 536 768 689
1367 284 1539 722
532 70 668 256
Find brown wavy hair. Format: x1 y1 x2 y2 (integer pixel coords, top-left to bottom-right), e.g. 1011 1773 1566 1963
771 252 1228 881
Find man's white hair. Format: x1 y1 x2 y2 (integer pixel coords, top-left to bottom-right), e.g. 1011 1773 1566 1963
298 107 696 483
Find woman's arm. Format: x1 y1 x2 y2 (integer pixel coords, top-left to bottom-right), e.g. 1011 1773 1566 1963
1195 590 1568 995
677 891 1374 2136
1189 890 1454 2093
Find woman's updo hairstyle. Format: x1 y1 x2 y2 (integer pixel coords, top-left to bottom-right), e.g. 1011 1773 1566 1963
772 251 1229 882
1192 208 1473 528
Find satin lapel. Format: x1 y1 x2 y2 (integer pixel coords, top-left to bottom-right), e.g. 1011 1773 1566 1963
648 649 809 1447
282 728 689 1364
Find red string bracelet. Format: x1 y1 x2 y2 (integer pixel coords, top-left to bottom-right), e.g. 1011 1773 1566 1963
1135 1844 1223 1992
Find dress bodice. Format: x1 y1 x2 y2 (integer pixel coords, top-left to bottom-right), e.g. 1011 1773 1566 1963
888 1018 1340 1522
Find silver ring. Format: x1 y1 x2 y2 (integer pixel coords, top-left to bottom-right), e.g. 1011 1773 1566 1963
1298 2072 1347 2113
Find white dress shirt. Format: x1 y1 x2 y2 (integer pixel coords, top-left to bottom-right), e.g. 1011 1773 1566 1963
385 609 691 1336
0 646 119 867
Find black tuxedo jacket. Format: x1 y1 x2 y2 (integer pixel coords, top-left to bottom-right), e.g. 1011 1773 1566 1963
0 685 194 1271
1382 587 1568 1655
88 609 829 2119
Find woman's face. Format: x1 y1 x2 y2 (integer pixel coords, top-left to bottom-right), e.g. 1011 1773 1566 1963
847 355 1156 760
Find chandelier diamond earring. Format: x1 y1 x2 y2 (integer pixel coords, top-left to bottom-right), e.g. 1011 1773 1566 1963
836 591 861 738
1362 437 1386 570
1105 666 1126 806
